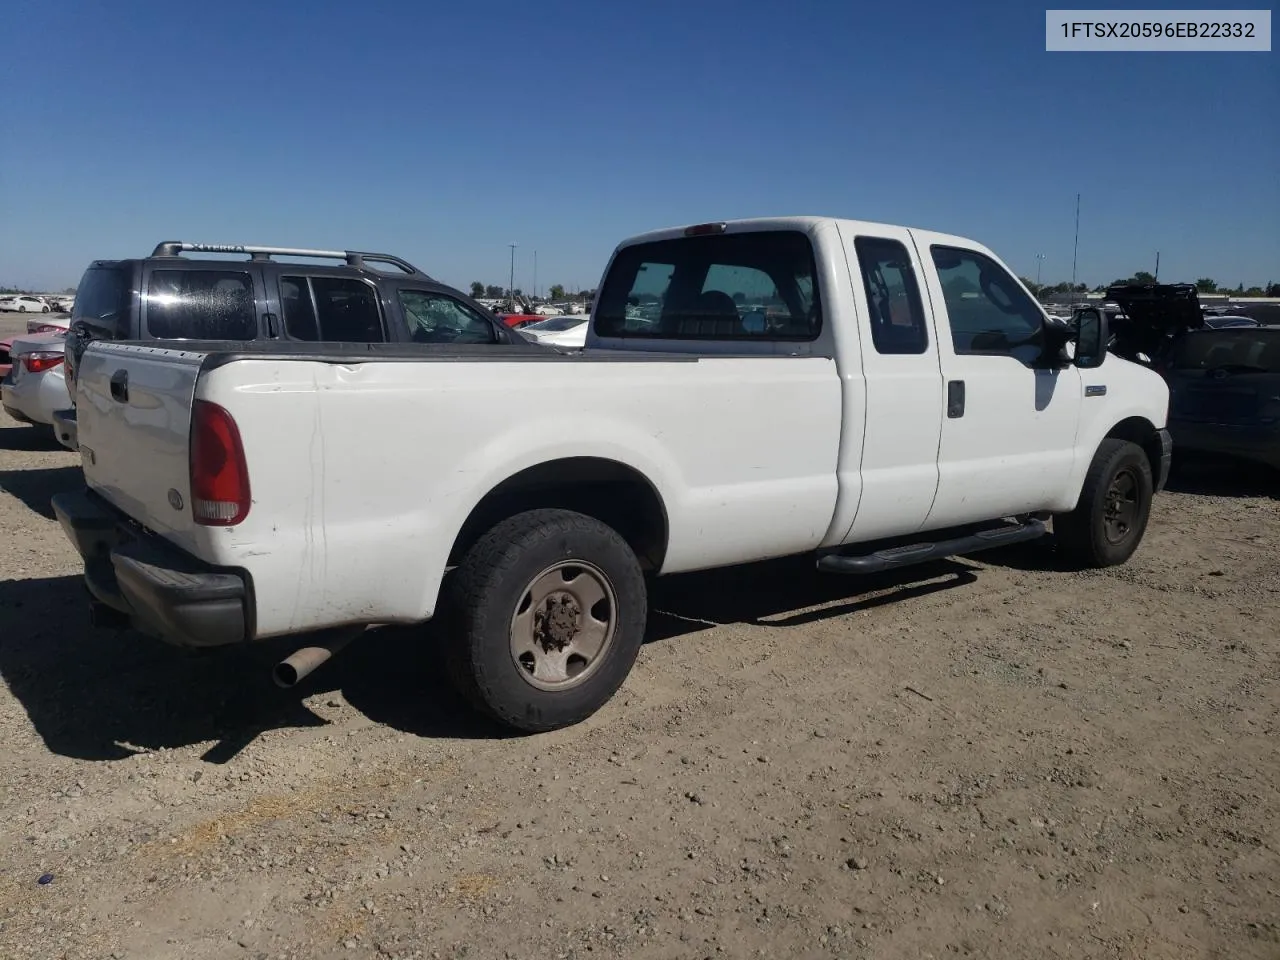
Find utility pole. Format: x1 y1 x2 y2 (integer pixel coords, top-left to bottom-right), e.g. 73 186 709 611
1070 193 1080 296
1154 251 1160 281
1035 253 1045 287
534 250 538 300
508 243 517 304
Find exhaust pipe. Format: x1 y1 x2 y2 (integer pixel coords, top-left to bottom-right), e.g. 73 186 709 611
273 627 363 688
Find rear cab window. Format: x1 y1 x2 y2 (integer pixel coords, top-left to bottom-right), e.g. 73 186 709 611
594 230 822 341
145 269 258 340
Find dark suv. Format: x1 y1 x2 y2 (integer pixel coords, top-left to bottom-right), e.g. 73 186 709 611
58 242 534 447
63 241 530 413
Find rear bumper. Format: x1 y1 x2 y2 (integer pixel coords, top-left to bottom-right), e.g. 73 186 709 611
1 367 69 427
1168 419 1280 470
52 407 78 450
52 487 252 648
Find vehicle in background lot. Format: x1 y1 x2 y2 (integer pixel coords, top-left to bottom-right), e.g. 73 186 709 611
55 216 1171 734
0 295 50 313
57 242 535 442
0 332 72 437
0 338 12 380
27 314 71 335
1202 314 1259 329
1161 326 1280 470
519 315 588 348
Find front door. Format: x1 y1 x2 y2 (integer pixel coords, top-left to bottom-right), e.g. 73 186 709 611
913 235 1082 529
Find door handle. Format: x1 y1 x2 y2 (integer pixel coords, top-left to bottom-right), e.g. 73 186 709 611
109 368 129 403
947 380 965 418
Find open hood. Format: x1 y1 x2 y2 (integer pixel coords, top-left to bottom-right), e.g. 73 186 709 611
1104 283 1203 363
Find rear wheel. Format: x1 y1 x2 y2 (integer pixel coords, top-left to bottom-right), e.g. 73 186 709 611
442 509 647 732
1054 439 1153 568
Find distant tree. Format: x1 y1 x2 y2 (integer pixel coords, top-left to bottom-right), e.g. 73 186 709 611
512 288 523 297
1195 278 1217 293
1266 282 1280 298
1051 281 1073 294
1235 282 1244 294
62 286 77 294
470 281 485 298
1243 286 1265 297
1075 283 1088 292
484 284 504 298
1019 277 1042 297
549 284 565 300
1092 285 1107 293
1132 271 1155 285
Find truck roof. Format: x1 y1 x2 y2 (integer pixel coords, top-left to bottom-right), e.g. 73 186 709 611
613 216 993 257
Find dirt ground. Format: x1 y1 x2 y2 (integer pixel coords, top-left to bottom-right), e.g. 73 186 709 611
1 314 1277 959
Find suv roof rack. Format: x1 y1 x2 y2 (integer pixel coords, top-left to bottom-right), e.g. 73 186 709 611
149 242 430 278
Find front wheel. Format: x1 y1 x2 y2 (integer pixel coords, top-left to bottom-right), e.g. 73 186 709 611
442 509 647 732
1054 439 1153 568
41 305 49 313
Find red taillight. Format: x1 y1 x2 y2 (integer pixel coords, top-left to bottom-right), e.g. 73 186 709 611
28 323 64 334
190 400 251 526
22 352 65 374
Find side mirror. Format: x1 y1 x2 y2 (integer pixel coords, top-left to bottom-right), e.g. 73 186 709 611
1074 307 1109 368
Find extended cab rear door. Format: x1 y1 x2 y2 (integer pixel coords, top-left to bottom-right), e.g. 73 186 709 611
835 223 946 543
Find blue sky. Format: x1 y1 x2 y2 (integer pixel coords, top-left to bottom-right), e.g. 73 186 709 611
3 0 1276 293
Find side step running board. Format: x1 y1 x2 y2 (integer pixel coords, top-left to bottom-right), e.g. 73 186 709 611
816 519 1047 575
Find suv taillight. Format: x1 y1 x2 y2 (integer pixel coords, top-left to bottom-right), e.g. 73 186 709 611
22 352 65 374
190 400 251 526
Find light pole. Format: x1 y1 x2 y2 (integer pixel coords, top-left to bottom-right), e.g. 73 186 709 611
1035 253 1045 287
508 243 517 304
534 250 538 300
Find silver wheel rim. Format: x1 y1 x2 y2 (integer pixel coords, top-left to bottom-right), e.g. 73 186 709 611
509 560 617 692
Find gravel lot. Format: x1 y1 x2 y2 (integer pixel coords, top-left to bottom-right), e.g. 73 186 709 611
1 311 1277 959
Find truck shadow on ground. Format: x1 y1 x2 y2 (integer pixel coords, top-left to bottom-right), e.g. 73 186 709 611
1164 457 1279 500
1 558 982 763
0 423 68 452
0 465 80 520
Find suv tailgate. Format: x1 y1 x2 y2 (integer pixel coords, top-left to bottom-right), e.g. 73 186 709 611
76 342 204 550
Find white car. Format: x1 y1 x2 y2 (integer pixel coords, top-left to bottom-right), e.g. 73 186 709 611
0 295 51 313
520 315 588 348
55 215 1171 733
0 332 73 436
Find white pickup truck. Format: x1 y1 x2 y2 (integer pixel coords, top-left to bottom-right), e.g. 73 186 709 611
54 217 1171 732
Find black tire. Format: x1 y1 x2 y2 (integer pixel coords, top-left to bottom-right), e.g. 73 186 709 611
442 508 647 733
1054 439 1153 568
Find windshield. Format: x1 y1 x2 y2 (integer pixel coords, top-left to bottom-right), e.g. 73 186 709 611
526 316 584 332
1170 330 1280 372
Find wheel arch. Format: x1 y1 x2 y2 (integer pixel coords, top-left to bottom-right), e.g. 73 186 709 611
447 456 670 573
1104 416 1164 486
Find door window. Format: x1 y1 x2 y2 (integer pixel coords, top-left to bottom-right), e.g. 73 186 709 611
398 290 497 343
930 247 1044 356
281 276 385 342
854 237 928 354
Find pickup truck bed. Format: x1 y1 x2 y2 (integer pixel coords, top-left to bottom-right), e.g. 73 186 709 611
56 216 1172 733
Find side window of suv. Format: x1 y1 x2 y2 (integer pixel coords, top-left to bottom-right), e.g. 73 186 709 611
398 290 496 344
930 246 1044 356
146 270 257 340
281 277 385 343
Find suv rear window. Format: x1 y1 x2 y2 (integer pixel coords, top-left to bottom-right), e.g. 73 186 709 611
1170 330 1280 372
72 265 131 335
146 270 257 340
594 231 821 341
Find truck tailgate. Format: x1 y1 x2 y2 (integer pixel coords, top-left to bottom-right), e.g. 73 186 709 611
75 343 205 550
